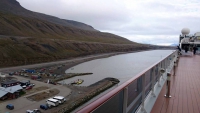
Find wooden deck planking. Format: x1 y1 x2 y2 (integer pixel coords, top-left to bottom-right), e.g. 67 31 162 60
181 70 188 113
171 68 180 113
150 87 165 113
165 74 177 113
151 55 200 113
186 70 193 113
193 71 200 112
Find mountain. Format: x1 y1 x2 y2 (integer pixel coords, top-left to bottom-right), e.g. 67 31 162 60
0 0 159 67
170 44 178 46
0 12 132 44
0 0 96 31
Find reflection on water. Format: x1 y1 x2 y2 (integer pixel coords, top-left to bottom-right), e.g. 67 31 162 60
59 50 174 86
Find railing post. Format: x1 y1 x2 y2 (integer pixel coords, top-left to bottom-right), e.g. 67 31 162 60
167 57 169 69
151 67 156 97
177 56 179 64
165 58 167 69
167 57 171 72
176 56 179 66
173 61 177 75
164 72 171 98
141 74 147 113
123 87 128 113
157 63 161 87
169 56 172 68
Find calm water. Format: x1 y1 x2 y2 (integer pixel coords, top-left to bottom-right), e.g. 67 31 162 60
59 50 175 86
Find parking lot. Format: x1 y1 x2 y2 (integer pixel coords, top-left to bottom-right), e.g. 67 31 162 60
0 75 71 113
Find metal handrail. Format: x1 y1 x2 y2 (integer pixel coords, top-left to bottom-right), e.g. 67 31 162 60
77 50 177 113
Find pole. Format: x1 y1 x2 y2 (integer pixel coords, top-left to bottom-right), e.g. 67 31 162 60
151 67 156 97
141 74 147 113
174 61 176 76
176 56 179 66
157 63 161 87
123 87 128 113
47 79 50 93
164 73 171 98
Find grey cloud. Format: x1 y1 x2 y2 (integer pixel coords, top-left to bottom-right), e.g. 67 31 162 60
18 0 131 30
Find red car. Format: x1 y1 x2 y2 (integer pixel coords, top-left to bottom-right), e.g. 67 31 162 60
26 86 32 90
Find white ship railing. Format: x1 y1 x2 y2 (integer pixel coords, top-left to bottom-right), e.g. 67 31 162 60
76 50 178 113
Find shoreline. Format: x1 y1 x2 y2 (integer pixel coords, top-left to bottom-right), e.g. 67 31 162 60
0 50 145 74
0 49 171 113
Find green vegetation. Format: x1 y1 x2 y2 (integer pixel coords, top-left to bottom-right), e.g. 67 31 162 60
20 90 26 96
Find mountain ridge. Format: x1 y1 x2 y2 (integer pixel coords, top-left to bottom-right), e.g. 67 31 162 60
0 0 97 31
0 11 132 44
0 0 163 67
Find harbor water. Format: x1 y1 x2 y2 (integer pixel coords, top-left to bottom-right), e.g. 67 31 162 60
59 50 175 86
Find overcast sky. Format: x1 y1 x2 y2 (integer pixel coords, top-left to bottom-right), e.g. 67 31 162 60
17 0 200 45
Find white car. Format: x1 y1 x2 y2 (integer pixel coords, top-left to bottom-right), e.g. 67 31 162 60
46 98 59 107
29 83 35 87
53 96 66 104
26 109 41 113
22 85 27 89
26 110 33 113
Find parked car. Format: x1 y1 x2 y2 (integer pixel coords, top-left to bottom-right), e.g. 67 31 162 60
26 86 32 90
26 109 41 113
40 104 49 110
6 104 14 110
24 74 29 77
14 72 19 75
29 83 35 87
26 110 34 113
33 109 41 113
22 85 27 89
21 69 27 72
50 82 56 85
9 72 14 76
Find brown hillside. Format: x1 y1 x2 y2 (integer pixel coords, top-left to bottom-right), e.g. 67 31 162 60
0 37 154 67
0 12 133 44
0 0 97 31
0 0 160 67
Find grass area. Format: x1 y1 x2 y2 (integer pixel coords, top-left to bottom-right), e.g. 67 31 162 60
25 86 48 96
20 90 26 96
26 89 59 101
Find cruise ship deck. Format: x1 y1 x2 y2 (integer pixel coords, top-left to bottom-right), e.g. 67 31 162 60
151 55 200 113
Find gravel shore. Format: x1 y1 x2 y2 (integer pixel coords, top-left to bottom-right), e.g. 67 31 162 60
0 52 129 74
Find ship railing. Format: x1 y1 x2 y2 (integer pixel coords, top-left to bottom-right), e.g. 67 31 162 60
76 50 178 113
